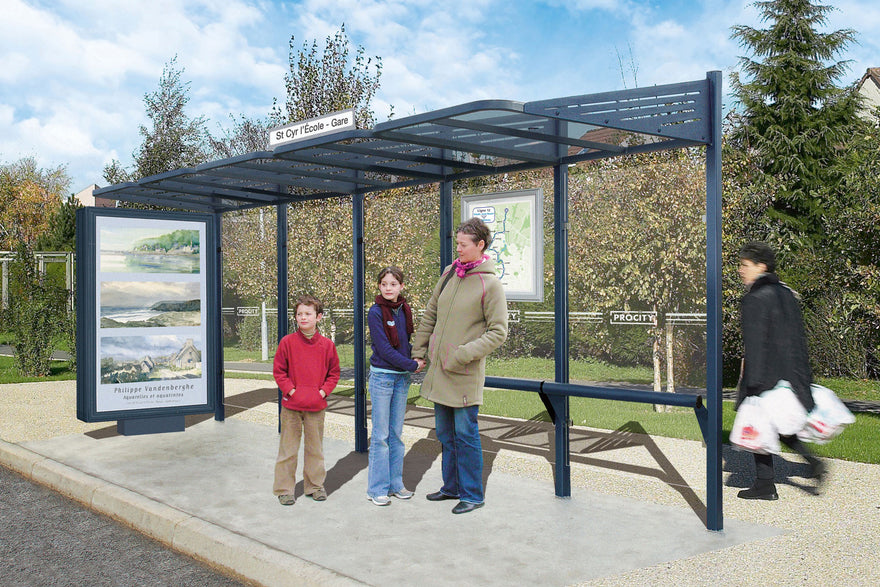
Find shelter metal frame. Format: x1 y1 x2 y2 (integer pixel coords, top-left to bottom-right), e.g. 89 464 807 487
95 72 724 530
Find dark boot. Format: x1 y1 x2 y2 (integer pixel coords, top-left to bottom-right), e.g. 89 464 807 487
781 436 825 480
807 456 826 480
737 478 778 500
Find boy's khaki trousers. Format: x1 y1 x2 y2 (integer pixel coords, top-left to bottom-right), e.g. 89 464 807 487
273 408 326 496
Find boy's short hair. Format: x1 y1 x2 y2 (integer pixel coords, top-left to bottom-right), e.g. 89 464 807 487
457 217 492 252
295 294 324 315
739 241 776 273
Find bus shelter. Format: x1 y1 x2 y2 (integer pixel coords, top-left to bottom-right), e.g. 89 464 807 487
92 72 724 530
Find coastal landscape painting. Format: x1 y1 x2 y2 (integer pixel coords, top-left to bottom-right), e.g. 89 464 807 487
100 281 201 328
100 225 200 274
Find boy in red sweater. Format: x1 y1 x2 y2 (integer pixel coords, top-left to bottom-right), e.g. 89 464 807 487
273 295 340 505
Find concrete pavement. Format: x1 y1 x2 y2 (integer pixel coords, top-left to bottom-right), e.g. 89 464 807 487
2 378 879 586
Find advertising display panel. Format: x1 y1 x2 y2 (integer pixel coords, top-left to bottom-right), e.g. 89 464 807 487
76 208 219 422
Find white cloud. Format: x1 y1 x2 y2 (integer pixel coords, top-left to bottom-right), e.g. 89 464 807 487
827 0 880 83
0 0 289 188
544 0 628 13
284 0 518 116
3 0 880 191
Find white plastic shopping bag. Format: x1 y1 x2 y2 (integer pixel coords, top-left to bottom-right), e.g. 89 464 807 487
730 396 780 455
797 384 856 444
760 380 808 436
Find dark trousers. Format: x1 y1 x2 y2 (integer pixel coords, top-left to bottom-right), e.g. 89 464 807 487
754 435 814 480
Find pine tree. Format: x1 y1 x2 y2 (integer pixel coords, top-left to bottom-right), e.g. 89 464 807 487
36 195 81 251
729 0 860 236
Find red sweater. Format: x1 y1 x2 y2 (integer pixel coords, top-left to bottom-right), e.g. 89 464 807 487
273 330 340 412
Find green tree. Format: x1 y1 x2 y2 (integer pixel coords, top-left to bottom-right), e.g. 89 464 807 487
103 56 209 184
209 114 270 160
0 157 70 249
270 24 383 128
4 242 67 376
729 0 860 237
814 111 880 377
36 195 81 251
568 149 708 395
224 26 385 322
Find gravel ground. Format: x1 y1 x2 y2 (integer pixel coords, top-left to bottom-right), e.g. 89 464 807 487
3 378 880 586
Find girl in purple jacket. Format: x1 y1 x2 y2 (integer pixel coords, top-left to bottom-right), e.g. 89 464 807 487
366 267 420 506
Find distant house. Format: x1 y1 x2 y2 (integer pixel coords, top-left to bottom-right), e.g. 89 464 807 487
171 339 201 368
856 67 880 122
74 184 116 208
140 356 155 373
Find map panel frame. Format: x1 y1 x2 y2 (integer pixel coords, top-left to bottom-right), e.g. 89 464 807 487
462 188 544 302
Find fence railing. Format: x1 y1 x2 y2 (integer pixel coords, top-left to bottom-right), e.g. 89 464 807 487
0 251 75 309
223 306 706 325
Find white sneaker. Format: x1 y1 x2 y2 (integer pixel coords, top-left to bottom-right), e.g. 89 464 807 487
390 489 414 500
367 495 391 506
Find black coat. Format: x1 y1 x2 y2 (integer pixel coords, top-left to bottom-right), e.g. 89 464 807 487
738 273 814 411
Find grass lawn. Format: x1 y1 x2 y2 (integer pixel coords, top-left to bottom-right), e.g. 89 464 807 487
0 355 76 383
223 351 880 464
1 342 875 463
407 385 880 464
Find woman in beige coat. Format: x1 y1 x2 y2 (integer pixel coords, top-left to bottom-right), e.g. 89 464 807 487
412 217 508 514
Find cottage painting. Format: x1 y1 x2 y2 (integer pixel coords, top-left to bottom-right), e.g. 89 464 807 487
100 335 203 384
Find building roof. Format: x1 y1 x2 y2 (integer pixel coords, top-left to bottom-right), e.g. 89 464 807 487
858 67 880 90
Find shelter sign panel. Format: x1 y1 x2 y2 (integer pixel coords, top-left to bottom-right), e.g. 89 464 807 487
461 189 544 302
76 208 218 422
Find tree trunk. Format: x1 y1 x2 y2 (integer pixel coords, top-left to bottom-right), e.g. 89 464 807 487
652 328 664 412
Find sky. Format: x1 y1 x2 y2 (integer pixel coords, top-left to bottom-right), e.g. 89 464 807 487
2 0 879 192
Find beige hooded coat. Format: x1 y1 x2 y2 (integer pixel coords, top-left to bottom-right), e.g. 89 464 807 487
412 259 508 408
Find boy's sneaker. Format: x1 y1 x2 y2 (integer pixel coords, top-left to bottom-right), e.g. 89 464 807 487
368 495 391 506
278 494 296 506
310 488 327 501
389 489 414 500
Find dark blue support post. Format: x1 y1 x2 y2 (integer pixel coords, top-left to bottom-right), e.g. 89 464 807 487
353 192 368 452
439 180 454 269
213 212 225 422
705 70 724 532
553 162 571 497
277 203 289 341
276 199 288 433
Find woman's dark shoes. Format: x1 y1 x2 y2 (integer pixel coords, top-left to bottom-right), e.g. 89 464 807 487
426 491 459 501
451 501 484 514
737 480 778 501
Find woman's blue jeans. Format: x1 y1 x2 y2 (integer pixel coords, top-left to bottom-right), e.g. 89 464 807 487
434 403 483 504
367 370 411 498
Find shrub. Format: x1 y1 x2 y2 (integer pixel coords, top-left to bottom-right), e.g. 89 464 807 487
236 315 278 352
4 244 67 376
60 291 76 369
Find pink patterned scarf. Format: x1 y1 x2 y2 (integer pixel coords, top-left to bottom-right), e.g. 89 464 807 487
452 254 489 277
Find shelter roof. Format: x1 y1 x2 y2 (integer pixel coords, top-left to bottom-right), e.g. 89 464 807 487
94 76 716 213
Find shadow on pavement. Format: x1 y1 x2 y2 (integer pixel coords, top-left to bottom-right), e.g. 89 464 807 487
82 384 708 522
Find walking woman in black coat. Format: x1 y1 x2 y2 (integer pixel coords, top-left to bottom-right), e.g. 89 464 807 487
737 241 825 500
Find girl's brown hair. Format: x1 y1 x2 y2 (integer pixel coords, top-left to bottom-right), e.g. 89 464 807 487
377 266 405 285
